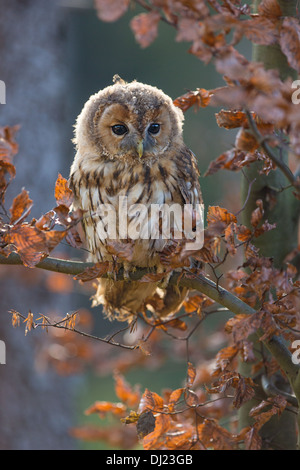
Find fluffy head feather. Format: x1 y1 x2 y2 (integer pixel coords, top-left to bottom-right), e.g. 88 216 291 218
73 77 185 163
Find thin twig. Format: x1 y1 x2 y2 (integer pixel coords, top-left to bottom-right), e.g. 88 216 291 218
245 110 300 193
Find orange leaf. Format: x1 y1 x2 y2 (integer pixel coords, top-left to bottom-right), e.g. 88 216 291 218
54 173 73 208
114 372 140 408
235 128 259 153
215 110 247 129
207 206 237 226
173 88 211 112
143 413 170 450
10 189 33 225
138 388 164 414
168 388 184 412
85 401 127 418
187 361 196 387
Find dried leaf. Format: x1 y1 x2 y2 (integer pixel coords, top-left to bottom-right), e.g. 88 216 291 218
4 224 66 267
85 401 127 418
130 12 161 48
74 262 109 282
280 17 300 73
168 388 184 412
94 0 130 22
114 372 140 408
173 88 211 111
143 413 170 450
54 174 73 208
197 419 237 450
138 388 164 414
258 0 282 18
207 205 237 226
187 361 196 387
215 110 247 129
9 189 33 225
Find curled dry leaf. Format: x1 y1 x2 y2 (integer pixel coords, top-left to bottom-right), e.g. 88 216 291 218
9 189 33 225
173 88 211 112
114 372 141 408
74 261 109 282
85 401 127 418
54 173 73 208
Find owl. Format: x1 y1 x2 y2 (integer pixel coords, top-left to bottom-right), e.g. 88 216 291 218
69 76 202 322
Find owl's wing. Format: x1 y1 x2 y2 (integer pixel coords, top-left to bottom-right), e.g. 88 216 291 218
176 146 202 208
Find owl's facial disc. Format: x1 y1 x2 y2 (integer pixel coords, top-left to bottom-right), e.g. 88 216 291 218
96 102 176 161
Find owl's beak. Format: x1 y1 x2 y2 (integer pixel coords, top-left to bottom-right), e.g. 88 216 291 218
137 139 144 159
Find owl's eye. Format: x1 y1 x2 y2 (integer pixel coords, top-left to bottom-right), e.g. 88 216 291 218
111 124 128 136
148 123 160 135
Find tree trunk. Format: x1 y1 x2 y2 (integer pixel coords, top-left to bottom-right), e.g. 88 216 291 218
0 0 76 450
238 0 299 450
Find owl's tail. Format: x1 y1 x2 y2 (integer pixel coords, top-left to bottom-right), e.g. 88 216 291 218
91 278 188 322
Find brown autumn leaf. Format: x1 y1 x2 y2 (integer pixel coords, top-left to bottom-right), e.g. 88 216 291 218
207 205 237 227
85 401 127 418
243 17 279 46
215 109 248 129
280 17 300 73
187 361 196 387
249 395 287 430
54 173 73 208
250 199 264 228
138 388 164 414
130 12 161 48
224 222 237 256
235 128 259 153
143 413 170 450
173 88 211 112
258 0 282 18
94 0 130 22
106 240 135 262
244 426 262 450
74 261 109 282
9 189 33 225
4 224 66 267
0 125 19 161
213 345 239 375
235 224 252 243
204 148 257 176
114 372 140 408
168 388 184 412
197 418 237 450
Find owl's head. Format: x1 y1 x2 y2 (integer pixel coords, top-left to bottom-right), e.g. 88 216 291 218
74 76 185 163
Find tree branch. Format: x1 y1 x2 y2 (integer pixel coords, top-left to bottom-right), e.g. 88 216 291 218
245 110 300 193
1 252 299 388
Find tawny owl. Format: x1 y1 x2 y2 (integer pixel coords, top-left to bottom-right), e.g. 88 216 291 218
69 76 202 322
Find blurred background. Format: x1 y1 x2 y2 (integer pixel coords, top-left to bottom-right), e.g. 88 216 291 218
0 0 245 449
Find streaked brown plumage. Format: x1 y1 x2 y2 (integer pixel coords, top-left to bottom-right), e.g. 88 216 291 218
69 76 202 322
